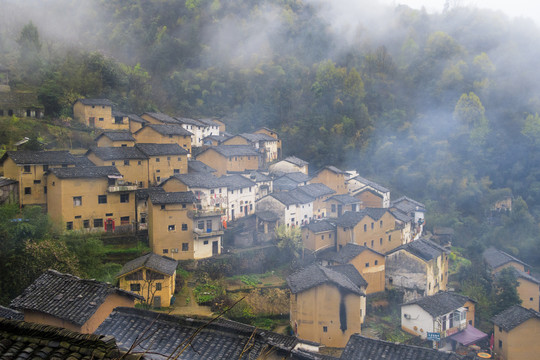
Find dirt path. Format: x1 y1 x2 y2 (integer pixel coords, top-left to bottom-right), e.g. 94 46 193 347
165 279 214 317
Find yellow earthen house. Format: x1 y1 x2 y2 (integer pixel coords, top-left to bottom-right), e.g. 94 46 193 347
492 305 540 360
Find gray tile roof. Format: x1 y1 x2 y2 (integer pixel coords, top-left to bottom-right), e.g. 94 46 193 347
202 135 229 144
95 307 297 359
202 145 260 157
402 291 474 317
317 165 346 175
87 146 147 160
391 196 426 213
287 264 364 295
304 220 335 233
149 191 196 205
0 305 23 320
73 156 98 167
112 110 127 117
283 156 308 167
95 131 135 142
143 112 180 124
0 177 17 187
495 266 540 285
174 116 206 127
328 264 368 289
334 208 388 227
238 133 277 142
388 238 449 261
316 243 382 264
340 334 464 360
270 189 314 206
247 171 271 182
273 176 302 191
48 166 122 179
351 175 390 193
135 143 189 156
167 173 223 189
76 98 115 106
255 210 280 222
1 150 77 165
188 160 216 173
389 208 413 223
197 118 220 127
136 186 165 200
141 124 193 136
492 305 540 332
127 114 147 123
117 253 178 277
219 174 256 191
10 270 142 326
297 183 335 198
0 318 141 360
283 172 311 183
483 247 529 270
324 194 360 205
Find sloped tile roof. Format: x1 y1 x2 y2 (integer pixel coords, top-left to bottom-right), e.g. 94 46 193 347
283 172 311 183
287 264 364 295
494 266 540 285
350 175 390 193
492 305 540 332
188 160 216 173
48 166 121 179
143 112 180 124
95 131 135 142
387 238 449 261
0 306 23 320
1 150 77 165
328 264 368 288
483 247 529 270
73 156 97 167
316 243 383 264
117 253 178 277
167 173 223 189
76 98 115 106
247 171 271 182
139 124 193 136
175 116 206 127
340 334 464 360
127 114 147 123
197 118 220 127
303 220 335 233
297 183 335 198
88 146 147 160
402 292 474 317
136 186 165 200
255 210 280 222
10 270 142 326
317 165 346 175
135 143 189 156
219 174 256 191
391 196 426 213
270 189 314 206
283 156 308 167
324 194 360 205
95 307 297 359
238 133 277 142
202 145 260 157
0 177 17 187
0 318 143 360
149 191 196 205
389 208 413 223
334 208 388 227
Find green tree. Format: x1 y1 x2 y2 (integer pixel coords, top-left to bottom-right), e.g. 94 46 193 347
492 267 522 315
16 22 42 84
275 225 302 259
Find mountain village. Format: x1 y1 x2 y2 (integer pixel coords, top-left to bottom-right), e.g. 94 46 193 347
0 99 539 360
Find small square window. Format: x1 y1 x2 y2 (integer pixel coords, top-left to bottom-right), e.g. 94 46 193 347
98 195 107 204
163 249 168 254
120 193 129 203
156 169 160 173
112 161 115 165
174 169 180 174
161 205 166 210
168 225 175 231
73 196 82 206
83 220 90 228
124 160 130 166
24 187 31 195
375 260 378 265
167 156 171 161
156 158 160 162
106 213 113 217
156 283 162 291
178 157 182 161
365 262 370 267
43 165 49 172
204 240 209 245
182 243 189 251
130 284 141 292
23 165 31 173
182 223 188 231
323 326 328 333
75 215 82 219
99 117 104 121
66 222 73 230
120 216 129 225
33 180 41 184
94 218 103 228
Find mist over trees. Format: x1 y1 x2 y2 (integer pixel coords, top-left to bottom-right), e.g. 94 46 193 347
2 0 540 266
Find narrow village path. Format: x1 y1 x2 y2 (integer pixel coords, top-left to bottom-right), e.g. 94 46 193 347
168 285 214 317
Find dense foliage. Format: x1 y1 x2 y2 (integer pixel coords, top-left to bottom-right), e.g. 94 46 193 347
1 1 540 268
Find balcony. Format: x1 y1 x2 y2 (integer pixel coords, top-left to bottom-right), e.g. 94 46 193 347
108 180 138 192
190 208 226 219
193 227 224 238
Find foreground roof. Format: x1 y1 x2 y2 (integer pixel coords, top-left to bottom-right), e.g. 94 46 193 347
188 160 216 173
388 238 449 260
297 183 335 198
0 305 23 320
1 150 77 165
0 318 143 360
202 145 260 157
270 189 314 206
95 307 298 360
282 156 308 167
167 173 223 189
304 220 335 233
48 166 122 179
95 131 135 142
139 124 193 136
317 243 383 264
219 174 256 190
324 194 360 205
87 146 147 160
391 196 426 213
350 175 390 193
492 305 540 332
402 292 474 317
340 334 464 360
287 264 365 295
483 247 529 270
143 112 180 124
117 253 178 278
10 270 142 326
